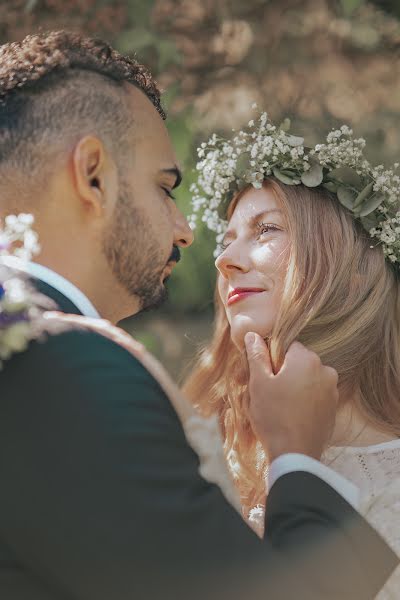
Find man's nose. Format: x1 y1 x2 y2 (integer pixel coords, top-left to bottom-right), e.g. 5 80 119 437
174 208 194 248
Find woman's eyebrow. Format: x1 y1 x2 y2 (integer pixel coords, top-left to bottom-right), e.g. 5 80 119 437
248 208 283 226
223 208 283 239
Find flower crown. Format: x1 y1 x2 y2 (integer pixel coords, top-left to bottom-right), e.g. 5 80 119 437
189 108 400 262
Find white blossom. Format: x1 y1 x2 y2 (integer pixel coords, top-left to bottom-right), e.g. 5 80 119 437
189 111 400 265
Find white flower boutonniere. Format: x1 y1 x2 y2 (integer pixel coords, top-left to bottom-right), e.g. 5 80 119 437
0 213 52 367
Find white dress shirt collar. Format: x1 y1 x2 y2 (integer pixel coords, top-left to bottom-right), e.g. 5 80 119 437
0 256 100 319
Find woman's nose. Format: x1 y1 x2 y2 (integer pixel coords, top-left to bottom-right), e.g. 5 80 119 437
215 246 249 277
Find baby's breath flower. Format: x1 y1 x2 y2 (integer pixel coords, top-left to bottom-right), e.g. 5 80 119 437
189 111 400 268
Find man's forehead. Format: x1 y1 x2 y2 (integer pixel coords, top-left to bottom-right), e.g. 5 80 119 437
124 84 177 159
125 84 164 129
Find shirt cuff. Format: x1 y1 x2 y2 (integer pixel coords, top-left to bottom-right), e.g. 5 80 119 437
268 453 360 510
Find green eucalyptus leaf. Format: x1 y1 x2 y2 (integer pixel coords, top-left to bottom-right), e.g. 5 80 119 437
322 181 339 193
301 163 324 187
236 152 251 178
359 194 385 217
337 186 357 210
327 167 362 190
273 167 300 185
280 169 298 176
279 118 291 132
286 134 304 147
361 214 379 233
353 181 374 209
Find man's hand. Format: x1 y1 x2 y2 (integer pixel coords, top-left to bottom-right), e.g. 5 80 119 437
244 333 339 462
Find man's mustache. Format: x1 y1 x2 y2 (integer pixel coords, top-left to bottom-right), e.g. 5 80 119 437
168 246 181 264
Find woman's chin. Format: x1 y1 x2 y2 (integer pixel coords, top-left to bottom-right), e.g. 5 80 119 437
230 317 271 350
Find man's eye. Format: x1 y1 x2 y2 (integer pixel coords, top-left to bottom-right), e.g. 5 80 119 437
162 187 176 200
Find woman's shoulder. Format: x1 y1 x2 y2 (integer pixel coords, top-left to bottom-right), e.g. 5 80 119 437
322 439 400 492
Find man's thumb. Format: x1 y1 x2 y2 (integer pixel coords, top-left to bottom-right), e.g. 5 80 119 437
244 332 272 376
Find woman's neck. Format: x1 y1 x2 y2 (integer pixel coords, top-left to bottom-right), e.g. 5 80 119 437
329 395 397 448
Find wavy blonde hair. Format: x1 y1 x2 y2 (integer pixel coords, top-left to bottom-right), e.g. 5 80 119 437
183 178 400 514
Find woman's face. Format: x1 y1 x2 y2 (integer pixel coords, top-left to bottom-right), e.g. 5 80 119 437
216 185 290 348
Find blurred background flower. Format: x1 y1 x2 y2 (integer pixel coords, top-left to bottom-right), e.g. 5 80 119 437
2 0 399 377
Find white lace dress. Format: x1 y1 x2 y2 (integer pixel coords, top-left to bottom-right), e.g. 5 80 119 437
321 440 400 599
249 439 400 598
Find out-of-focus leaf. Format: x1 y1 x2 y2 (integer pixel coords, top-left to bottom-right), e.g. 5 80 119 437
162 82 180 112
323 181 339 193
359 194 385 216
116 28 155 54
167 113 193 168
273 168 300 185
327 166 362 189
25 0 38 13
337 185 357 210
279 118 291 132
126 0 155 26
301 163 324 187
340 0 364 17
361 213 379 232
157 39 181 71
353 181 374 209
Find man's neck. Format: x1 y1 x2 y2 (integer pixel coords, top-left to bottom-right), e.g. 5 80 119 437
33 254 140 324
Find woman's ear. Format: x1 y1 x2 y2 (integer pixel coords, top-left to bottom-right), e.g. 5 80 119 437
71 135 109 218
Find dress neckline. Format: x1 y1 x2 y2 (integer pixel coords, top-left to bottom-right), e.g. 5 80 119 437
328 437 400 454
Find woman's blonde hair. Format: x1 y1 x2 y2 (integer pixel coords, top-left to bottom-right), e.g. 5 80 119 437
183 178 400 514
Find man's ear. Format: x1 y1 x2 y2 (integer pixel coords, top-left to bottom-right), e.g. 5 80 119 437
71 135 111 218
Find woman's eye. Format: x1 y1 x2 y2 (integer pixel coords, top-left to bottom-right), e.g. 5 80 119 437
256 222 280 237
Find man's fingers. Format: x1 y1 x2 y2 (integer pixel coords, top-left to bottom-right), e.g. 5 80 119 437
244 332 273 377
280 340 318 374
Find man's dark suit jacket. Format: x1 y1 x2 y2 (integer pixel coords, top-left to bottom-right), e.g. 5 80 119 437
0 277 397 600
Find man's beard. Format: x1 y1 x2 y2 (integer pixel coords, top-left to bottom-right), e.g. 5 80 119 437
102 188 174 313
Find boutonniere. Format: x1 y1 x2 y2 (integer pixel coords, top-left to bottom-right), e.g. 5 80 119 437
0 213 52 367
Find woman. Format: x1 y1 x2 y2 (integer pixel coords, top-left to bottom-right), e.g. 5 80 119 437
185 115 400 597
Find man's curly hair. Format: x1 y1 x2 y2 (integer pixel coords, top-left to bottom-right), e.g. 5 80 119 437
0 31 165 193
0 30 164 117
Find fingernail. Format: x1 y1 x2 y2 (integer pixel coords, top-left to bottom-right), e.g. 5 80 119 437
244 332 256 348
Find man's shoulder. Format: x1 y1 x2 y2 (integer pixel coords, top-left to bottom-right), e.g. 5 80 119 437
3 324 157 389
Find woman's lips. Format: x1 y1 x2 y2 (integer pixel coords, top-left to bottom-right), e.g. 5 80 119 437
227 288 265 306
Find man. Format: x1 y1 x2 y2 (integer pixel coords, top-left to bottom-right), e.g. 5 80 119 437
0 31 396 599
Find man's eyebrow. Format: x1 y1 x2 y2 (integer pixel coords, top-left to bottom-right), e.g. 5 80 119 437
161 167 182 189
223 209 283 240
